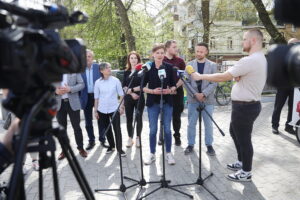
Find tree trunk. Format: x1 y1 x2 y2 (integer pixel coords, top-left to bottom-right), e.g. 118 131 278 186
250 0 286 44
114 0 136 51
201 0 210 44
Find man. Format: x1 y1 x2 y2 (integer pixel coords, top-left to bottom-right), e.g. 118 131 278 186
186 29 267 182
80 49 107 150
184 43 217 156
271 38 299 135
160 40 186 146
56 73 88 160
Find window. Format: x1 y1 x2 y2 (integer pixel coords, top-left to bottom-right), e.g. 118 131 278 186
227 37 233 49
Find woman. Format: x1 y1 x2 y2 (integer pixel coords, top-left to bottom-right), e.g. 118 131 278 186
123 51 145 148
143 44 177 165
94 62 126 156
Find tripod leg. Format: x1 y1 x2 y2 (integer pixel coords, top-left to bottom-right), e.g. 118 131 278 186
138 186 162 200
168 187 194 199
50 151 60 200
39 164 43 200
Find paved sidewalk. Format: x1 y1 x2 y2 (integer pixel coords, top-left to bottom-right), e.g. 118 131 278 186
0 96 300 200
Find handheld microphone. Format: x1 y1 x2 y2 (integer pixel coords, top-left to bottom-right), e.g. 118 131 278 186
186 65 195 75
158 65 166 79
137 61 152 77
128 64 143 78
172 66 185 77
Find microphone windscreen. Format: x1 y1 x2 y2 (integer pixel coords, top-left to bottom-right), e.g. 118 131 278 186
186 65 195 75
136 64 142 71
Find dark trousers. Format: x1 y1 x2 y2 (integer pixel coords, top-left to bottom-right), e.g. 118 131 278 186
271 88 294 129
57 100 84 150
124 95 145 138
83 94 95 143
98 111 122 151
230 102 261 172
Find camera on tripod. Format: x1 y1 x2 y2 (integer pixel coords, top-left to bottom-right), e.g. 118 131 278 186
0 1 88 117
267 0 300 88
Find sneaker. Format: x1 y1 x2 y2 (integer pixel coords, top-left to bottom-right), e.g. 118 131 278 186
136 137 140 148
32 160 39 171
227 161 242 171
206 145 216 156
166 153 176 165
158 140 162 146
184 146 194 155
174 136 181 146
101 141 109 148
144 153 156 165
126 138 134 148
272 127 279 134
79 149 88 158
226 170 252 182
119 150 127 157
106 147 115 154
285 126 296 135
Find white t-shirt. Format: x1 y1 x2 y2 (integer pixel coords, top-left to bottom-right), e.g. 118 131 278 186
228 51 267 101
94 76 124 113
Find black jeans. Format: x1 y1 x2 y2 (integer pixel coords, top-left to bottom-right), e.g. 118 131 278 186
57 100 84 150
124 95 145 138
230 101 261 172
271 88 294 129
98 111 123 151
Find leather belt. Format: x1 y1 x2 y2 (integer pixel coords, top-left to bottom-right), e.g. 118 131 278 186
232 100 260 105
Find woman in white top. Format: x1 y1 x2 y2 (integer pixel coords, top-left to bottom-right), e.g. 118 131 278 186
94 62 126 156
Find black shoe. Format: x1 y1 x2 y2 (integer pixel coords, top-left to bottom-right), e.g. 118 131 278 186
174 136 181 146
86 142 95 150
158 140 162 145
285 126 296 135
106 147 115 154
184 146 194 155
101 142 109 148
206 145 216 156
119 150 127 157
272 127 279 134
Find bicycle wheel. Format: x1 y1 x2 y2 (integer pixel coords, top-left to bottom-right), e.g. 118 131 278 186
215 85 231 106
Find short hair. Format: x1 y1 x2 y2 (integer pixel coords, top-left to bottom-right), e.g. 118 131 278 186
196 42 209 50
86 49 94 57
99 62 111 71
126 51 141 71
152 43 165 53
247 28 263 42
165 40 177 49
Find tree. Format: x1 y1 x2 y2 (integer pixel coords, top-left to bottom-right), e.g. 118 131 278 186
201 0 210 44
250 0 286 44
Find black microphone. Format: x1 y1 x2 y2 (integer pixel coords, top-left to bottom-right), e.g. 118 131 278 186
158 65 166 79
137 62 151 77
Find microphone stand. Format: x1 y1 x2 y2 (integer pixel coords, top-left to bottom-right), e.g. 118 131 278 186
169 73 225 200
94 75 138 200
138 70 193 200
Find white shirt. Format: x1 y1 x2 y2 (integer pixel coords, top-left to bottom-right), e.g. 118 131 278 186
94 76 124 113
61 74 68 99
228 51 267 101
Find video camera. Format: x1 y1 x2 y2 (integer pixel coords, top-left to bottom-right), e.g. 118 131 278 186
0 1 88 118
267 0 300 88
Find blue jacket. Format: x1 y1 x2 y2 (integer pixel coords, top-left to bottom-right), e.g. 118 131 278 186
80 63 101 109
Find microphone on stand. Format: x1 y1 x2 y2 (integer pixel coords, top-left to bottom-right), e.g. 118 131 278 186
137 61 152 77
129 63 143 78
158 65 166 80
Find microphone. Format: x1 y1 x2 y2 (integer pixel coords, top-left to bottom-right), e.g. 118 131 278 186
128 64 143 78
158 65 166 79
172 66 185 77
186 65 195 75
137 61 152 77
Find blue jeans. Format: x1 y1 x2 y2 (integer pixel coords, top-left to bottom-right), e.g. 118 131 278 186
187 103 214 147
147 103 173 154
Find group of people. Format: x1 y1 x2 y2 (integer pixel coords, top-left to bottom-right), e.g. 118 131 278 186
3 28 294 183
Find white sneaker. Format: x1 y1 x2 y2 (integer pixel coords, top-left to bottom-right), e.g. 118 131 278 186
32 160 39 171
136 137 140 148
166 153 175 165
126 138 133 148
144 153 156 165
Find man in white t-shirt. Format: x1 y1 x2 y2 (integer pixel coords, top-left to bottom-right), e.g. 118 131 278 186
186 29 267 182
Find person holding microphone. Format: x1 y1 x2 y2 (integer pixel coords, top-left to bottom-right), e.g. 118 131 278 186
143 44 177 165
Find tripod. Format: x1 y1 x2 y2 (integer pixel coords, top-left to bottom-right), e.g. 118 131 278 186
94 75 140 199
138 67 193 200
7 90 95 200
169 74 225 200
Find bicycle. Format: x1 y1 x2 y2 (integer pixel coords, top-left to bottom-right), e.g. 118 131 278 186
215 81 232 106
